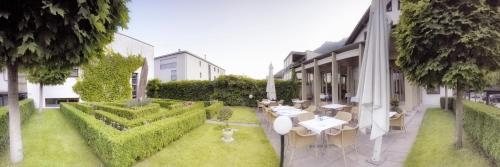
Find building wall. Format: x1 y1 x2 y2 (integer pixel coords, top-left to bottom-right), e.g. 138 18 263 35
26 33 155 108
154 53 186 81
155 52 224 82
421 87 454 106
186 54 209 80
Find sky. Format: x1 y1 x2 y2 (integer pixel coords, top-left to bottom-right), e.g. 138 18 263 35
119 0 372 79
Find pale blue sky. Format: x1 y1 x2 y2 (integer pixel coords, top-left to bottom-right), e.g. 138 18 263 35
119 0 371 79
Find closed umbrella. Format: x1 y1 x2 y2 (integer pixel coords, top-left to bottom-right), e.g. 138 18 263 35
356 0 390 163
267 63 277 100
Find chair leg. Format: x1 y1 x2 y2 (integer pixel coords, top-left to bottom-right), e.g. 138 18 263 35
342 147 347 167
288 148 295 167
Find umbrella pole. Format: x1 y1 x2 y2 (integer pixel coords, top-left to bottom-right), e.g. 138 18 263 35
371 136 383 163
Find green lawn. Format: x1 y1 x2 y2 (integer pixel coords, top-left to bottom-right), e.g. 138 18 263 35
0 107 273 167
134 124 277 167
227 106 260 124
405 108 490 167
0 109 103 167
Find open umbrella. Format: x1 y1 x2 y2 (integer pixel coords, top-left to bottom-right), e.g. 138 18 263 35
267 63 277 100
356 0 391 163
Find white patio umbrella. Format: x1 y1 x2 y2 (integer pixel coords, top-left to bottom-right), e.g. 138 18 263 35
355 0 391 163
266 63 277 101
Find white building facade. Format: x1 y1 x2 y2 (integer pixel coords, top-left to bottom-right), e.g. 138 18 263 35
154 51 225 82
22 33 155 107
278 0 452 108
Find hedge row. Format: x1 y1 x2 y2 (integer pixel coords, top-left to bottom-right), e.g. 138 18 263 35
463 101 500 164
94 102 205 129
205 101 224 119
0 99 36 151
61 102 206 167
91 102 160 119
147 75 300 106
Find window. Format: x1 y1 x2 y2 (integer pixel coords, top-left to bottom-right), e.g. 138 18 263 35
199 61 201 67
200 72 202 78
426 86 440 94
171 70 177 81
131 73 138 98
70 67 79 77
363 32 367 41
386 1 392 12
398 0 401 10
160 62 176 69
45 98 79 107
160 56 176 62
214 67 216 71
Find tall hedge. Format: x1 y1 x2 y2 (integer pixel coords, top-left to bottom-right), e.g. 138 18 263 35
0 99 36 151
73 51 144 102
147 75 300 106
463 101 500 164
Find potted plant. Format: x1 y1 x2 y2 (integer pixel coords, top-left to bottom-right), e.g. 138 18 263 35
217 107 234 143
390 97 402 114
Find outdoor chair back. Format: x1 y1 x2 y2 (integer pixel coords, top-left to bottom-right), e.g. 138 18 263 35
293 103 302 109
325 125 358 167
304 105 317 113
335 111 352 122
390 112 406 132
269 101 279 107
297 112 315 122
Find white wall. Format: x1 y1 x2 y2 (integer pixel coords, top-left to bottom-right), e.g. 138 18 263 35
421 87 454 106
27 33 155 108
155 52 225 82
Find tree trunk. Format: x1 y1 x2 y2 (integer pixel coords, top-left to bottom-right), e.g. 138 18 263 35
7 63 24 163
455 83 464 149
444 85 449 111
38 83 43 112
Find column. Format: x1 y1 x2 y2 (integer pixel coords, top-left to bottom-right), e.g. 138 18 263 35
313 59 321 106
301 64 307 100
331 53 339 103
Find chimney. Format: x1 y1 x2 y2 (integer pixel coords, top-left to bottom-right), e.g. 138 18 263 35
178 49 181 52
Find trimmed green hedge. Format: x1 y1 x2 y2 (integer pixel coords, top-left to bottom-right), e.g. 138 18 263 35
147 75 300 107
205 101 224 119
91 102 160 119
93 102 205 129
0 99 36 151
61 101 206 167
464 101 500 164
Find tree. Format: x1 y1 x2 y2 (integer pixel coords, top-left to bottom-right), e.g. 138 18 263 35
26 66 72 112
0 0 129 162
73 51 144 102
396 0 500 148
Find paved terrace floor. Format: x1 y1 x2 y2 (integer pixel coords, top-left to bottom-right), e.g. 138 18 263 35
257 105 429 167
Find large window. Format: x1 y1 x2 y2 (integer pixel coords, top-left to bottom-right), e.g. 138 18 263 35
426 86 440 94
160 62 176 69
386 1 392 12
131 73 138 98
45 98 79 107
171 70 177 81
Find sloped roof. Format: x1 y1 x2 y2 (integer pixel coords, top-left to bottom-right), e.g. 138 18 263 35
313 39 347 54
345 8 370 45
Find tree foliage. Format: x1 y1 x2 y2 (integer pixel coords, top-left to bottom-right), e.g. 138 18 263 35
0 0 129 162
395 0 500 90
73 50 144 102
0 0 129 69
26 66 72 85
